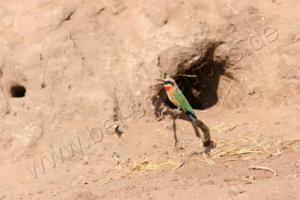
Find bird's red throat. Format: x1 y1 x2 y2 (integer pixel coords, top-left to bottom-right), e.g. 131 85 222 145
164 85 172 91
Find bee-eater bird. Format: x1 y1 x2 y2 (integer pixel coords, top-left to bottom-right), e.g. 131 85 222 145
156 78 211 147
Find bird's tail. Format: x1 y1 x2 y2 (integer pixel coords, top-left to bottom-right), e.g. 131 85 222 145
186 112 211 147
186 113 201 139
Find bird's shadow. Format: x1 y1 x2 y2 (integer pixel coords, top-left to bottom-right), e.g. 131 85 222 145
188 140 216 156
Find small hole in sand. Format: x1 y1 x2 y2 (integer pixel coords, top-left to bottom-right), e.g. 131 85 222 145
41 82 46 88
10 84 26 98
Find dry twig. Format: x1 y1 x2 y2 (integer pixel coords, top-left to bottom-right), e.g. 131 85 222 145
173 160 185 171
160 104 211 147
111 88 124 136
224 122 258 133
249 165 277 177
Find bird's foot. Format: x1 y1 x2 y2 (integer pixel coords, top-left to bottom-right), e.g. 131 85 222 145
173 108 182 117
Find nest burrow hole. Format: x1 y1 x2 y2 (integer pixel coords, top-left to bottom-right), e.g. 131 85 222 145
153 44 229 116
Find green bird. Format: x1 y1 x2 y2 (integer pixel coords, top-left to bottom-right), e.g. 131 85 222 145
157 78 211 147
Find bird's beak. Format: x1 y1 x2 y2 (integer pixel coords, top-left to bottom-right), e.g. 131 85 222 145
155 78 165 82
154 79 165 89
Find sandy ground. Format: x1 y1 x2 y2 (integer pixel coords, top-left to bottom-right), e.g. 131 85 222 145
1 105 299 200
0 0 300 199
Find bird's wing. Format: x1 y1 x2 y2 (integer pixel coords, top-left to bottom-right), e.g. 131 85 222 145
173 87 195 115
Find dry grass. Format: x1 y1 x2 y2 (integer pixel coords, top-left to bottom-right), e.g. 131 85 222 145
131 159 180 171
209 136 266 159
122 137 300 173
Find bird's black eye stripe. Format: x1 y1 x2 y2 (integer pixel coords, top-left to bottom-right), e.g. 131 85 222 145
165 80 174 85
